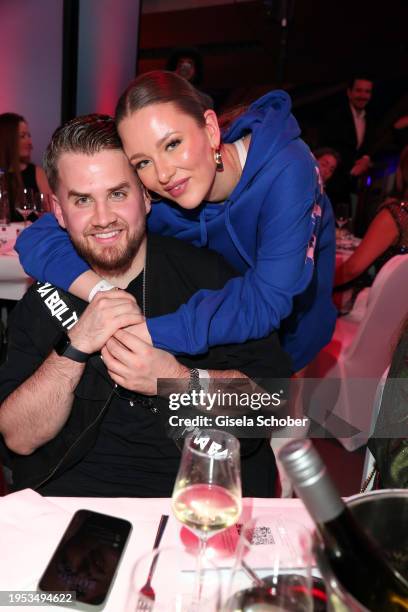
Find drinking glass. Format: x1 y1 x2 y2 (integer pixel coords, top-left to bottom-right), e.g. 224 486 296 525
0 189 10 226
16 188 35 226
224 515 313 611
125 546 221 612
172 430 242 603
335 202 350 238
33 192 51 217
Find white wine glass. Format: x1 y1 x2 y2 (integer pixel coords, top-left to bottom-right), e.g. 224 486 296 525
335 202 350 239
0 188 10 227
16 188 35 227
172 429 242 604
33 192 51 218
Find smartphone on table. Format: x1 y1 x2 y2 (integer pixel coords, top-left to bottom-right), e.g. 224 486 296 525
38 509 132 610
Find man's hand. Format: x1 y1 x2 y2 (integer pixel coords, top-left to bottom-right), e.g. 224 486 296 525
125 321 153 346
101 329 188 395
68 290 144 354
350 155 370 177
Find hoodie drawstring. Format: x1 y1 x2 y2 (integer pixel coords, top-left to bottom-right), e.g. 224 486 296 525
199 209 208 247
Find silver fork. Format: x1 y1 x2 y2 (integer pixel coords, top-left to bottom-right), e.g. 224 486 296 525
136 514 169 611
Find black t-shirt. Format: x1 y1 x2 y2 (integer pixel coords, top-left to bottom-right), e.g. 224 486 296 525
40 273 181 497
0 234 291 497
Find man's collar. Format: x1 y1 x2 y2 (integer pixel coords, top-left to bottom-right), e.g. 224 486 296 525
349 103 366 119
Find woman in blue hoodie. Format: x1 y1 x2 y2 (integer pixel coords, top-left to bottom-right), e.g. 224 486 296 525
16 71 336 371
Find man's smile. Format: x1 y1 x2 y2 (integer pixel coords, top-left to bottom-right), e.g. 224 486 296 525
88 229 124 244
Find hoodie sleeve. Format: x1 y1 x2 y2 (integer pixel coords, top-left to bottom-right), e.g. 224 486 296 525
147 154 329 355
15 213 90 290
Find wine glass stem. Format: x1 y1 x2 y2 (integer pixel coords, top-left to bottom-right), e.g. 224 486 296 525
193 536 207 606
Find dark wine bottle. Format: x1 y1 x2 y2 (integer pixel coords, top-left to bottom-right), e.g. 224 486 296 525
278 439 408 612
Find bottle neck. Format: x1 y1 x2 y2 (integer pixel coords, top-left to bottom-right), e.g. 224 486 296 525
295 467 346 524
278 439 345 524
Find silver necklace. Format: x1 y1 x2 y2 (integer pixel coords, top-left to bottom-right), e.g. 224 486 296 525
117 256 148 408
142 257 147 316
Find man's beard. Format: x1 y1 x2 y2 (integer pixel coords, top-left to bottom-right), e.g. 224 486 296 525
71 223 145 277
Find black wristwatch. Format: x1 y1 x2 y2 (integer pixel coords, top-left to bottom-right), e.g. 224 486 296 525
54 332 91 363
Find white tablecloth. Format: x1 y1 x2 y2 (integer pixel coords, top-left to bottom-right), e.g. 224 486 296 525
0 224 31 301
0 489 312 611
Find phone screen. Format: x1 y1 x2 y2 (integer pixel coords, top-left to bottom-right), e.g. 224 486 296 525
38 509 132 607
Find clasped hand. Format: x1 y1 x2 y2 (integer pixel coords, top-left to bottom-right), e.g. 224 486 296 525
68 289 186 395
68 290 144 354
101 330 187 395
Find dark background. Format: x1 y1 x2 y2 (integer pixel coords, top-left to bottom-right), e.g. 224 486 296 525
137 0 407 145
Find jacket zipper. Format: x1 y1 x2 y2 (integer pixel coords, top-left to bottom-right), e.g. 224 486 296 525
31 388 116 490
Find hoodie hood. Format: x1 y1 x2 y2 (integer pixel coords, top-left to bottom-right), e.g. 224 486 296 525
217 90 303 268
222 90 301 203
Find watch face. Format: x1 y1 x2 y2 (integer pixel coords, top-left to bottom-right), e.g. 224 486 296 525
54 333 89 363
54 333 70 356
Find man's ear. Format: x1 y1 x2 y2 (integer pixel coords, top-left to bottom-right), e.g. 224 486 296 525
52 195 67 229
204 109 221 149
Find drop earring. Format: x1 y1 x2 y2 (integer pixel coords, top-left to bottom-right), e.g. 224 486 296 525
214 148 224 172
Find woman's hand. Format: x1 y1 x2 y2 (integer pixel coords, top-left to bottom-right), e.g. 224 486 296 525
125 320 153 346
101 329 187 395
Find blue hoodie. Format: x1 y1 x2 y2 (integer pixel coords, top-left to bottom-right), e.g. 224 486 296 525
16 91 336 370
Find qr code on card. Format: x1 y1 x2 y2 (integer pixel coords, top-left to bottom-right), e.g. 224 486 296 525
248 526 275 545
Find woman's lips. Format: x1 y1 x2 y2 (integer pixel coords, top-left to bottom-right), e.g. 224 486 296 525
165 178 189 198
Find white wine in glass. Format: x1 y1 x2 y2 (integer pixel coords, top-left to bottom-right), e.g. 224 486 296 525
172 430 242 603
173 482 241 538
33 192 51 218
335 202 350 236
16 188 35 226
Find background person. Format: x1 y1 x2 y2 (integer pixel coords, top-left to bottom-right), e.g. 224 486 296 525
165 46 214 109
16 71 336 373
335 145 408 287
166 47 204 87
0 112 51 220
319 75 376 209
314 147 341 186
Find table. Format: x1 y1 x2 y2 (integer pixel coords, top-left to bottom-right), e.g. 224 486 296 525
0 489 312 611
0 224 31 301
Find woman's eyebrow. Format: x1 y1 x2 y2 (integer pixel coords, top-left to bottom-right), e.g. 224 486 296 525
129 130 177 162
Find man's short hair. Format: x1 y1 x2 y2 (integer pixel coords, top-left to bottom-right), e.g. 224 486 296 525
43 114 122 191
347 73 374 89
